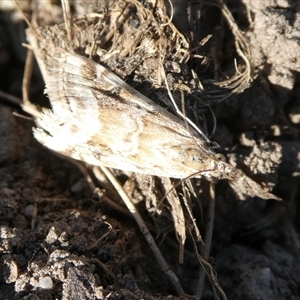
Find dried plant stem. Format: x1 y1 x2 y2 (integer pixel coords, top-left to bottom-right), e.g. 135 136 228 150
61 0 72 41
0 90 23 106
100 166 184 295
196 181 223 299
203 0 252 101
21 50 41 117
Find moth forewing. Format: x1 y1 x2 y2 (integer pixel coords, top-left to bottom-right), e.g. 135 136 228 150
25 26 233 179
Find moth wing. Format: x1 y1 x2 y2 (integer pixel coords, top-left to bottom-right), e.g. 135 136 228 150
32 47 212 177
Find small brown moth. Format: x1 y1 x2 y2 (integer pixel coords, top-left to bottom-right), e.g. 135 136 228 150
27 36 233 178
22 2 279 200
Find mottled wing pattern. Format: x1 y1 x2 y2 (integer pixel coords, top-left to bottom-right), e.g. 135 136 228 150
32 45 226 177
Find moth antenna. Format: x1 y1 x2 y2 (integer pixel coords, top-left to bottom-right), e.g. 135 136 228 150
61 0 73 41
13 0 39 38
161 65 210 144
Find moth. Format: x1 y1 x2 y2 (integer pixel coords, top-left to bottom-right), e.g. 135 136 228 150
21 3 279 200
26 35 232 177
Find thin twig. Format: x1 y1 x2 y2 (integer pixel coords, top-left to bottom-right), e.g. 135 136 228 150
61 0 72 41
196 181 218 299
0 90 23 106
100 166 184 295
191 181 229 299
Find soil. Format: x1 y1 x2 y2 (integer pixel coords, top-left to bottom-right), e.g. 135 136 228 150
1 0 300 299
